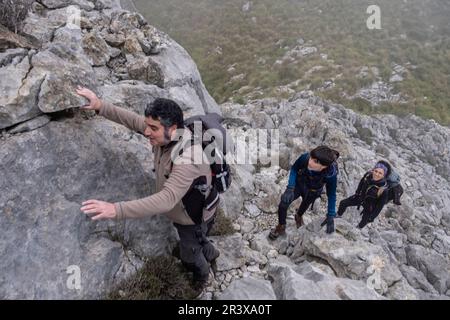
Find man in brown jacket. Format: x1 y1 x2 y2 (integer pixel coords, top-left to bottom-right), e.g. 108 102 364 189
77 87 220 290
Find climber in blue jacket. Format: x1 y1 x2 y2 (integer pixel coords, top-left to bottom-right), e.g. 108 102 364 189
269 146 340 239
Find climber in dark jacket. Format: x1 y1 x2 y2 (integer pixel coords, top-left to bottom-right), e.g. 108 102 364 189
337 161 391 229
269 146 340 239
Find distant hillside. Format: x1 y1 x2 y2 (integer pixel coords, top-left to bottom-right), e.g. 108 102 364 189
133 0 450 125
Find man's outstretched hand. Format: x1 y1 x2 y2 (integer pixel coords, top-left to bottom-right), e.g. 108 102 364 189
81 200 117 220
76 86 103 111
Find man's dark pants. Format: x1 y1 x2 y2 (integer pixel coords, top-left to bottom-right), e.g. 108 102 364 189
173 216 218 282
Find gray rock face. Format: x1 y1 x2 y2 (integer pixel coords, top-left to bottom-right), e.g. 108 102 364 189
292 220 403 294
149 39 220 115
405 245 450 294
0 118 177 299
41 0 95 10
242 246 268 266
35 42 99 113
267 260 383 300
220 164 255 220
399 265 438 295
1 1 219 130
0 0 218 299
210 233 245 272
217 277 276 300
385 279 419 300
7 115 51 134
126 56 164 87
0 51 43 129
82 31 112 67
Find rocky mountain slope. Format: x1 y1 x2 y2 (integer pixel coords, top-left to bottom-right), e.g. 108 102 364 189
210 94 450 300
0 0 449 300
0 0 218 299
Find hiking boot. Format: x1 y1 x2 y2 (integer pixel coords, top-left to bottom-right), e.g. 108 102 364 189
268 224 286 240
295 214 304 228
192 279 208 297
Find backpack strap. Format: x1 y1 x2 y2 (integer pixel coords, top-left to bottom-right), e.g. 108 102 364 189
364 181 388 199
181 176 207 225
167 134 216 225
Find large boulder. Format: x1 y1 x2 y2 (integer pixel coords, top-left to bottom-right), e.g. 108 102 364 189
210 233 245 272
217 277 276 300
291 219 403 294
0 49 42 129
405 245 450 294
40 0 95 10
0 118 177 298
267 260 383 300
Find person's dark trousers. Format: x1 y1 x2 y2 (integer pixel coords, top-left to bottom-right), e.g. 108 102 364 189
278 183 302 225
358 208 376 228
392 184 403 205
337 195 361 216
278 183 319 225
358 211 371 228
173 222 210 282
205 214 215 237
358 204 384 228
201 215 220 263
296 190 321 217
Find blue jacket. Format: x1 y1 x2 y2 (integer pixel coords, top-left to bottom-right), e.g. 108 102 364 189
288 152 338 217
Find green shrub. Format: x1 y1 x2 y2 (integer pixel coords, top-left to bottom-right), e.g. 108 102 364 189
107 255 198 300
234 95 246 105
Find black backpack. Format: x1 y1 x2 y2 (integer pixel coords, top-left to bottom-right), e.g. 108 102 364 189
386 170 403 205
184 113 232 193
169 113 232 224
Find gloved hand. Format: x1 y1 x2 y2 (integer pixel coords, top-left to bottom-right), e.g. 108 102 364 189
281 186 295 205
320 215 335 234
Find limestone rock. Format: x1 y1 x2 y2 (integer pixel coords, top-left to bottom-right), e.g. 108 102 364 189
217 277 276 300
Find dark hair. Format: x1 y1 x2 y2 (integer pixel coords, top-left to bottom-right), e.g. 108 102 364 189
310 145 339 167
144 98 184 128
